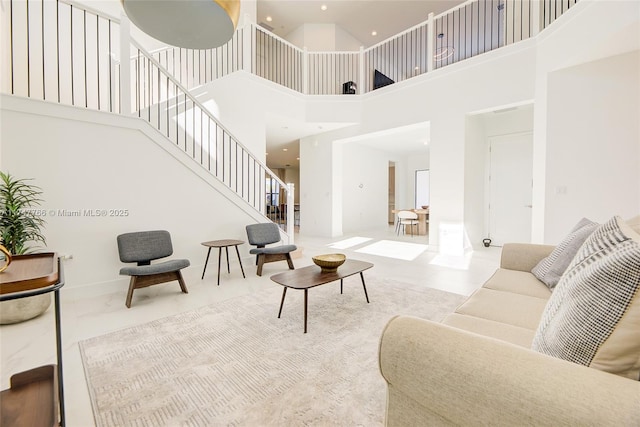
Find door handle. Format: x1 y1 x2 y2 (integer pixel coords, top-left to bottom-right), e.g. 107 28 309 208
525 205 533 208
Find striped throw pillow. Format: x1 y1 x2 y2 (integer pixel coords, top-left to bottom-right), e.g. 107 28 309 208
531 218 598 289
531 216 640 380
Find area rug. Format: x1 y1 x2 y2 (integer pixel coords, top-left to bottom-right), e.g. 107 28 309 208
79 277 466 426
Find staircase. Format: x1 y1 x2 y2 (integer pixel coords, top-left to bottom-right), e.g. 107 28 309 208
1 0 581 245
1 0 295 241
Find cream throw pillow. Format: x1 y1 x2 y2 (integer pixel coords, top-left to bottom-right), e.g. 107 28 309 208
532 216 640 380
531 218 598 289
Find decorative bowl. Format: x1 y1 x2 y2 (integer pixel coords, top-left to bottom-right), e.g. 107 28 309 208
312 253 346 273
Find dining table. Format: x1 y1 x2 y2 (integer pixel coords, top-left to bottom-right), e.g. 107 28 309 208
392 208 429 235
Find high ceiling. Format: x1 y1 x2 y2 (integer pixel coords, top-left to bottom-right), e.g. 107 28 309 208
260 1 462 169
256 1 463 48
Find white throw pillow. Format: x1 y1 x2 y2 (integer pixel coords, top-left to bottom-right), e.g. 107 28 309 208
531 218 598 289
531 216 640 380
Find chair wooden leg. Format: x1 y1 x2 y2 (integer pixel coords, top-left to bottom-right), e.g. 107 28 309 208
286 254 295 270
125 276 137 308
177 270 188 294
256 255 265 276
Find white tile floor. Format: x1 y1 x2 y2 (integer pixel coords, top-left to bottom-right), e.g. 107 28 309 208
0 226 502 426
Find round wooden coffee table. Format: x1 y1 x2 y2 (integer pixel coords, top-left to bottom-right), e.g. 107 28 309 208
201 239 245 286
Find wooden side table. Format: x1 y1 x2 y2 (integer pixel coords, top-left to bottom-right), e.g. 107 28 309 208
0 253 66 427
201 240 246 286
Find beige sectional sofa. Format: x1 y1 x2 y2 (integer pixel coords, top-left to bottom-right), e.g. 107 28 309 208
379 243 640 426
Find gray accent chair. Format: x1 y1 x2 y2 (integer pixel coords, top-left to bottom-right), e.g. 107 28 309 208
245 223 296 276
117 230 190 308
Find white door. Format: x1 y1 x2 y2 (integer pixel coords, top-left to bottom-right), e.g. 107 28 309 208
488 133 533 246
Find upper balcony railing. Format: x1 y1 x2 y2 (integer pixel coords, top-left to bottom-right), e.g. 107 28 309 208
2 0 580 101
105 0 578 96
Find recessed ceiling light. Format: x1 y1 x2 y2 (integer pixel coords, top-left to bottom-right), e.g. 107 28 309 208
296 157 300 160
371 31 377 36
265 152 269 156
321 4 327 11
283 148 288 152
266 16 272 22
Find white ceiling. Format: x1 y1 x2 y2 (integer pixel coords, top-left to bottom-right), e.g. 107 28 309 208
260 1 458 169
338 122 430 154
256 0 463 48
265 113 355 168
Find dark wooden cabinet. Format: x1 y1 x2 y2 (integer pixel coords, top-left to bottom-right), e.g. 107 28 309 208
0 253 65 427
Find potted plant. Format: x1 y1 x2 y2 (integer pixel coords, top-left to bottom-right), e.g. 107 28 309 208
0 171 51 324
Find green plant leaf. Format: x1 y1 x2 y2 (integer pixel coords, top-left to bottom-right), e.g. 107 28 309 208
0 171 46 255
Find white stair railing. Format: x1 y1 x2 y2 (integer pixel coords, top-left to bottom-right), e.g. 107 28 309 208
1 0 294 241
129 38 293 239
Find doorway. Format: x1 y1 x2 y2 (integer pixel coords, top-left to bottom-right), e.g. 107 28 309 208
487 132 533 246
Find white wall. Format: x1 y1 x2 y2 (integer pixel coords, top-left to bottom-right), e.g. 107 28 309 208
284 168 300 204
543 50 640 243
300 134 336 236
299 42 537 247
464 105 534 248
194 72 362 167
464 114 487 248
287 24 336 51
285 26 305 50
1 96 261 291
298 0 639 252
335 27 362 52
285 23 362 52
340 143 389 233
530 0 640 242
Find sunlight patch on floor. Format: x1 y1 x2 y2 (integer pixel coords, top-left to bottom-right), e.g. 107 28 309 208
355 240 428 261
328 237 373 249
429 252 473 270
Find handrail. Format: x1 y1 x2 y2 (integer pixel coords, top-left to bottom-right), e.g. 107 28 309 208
129 38 292 236
129 39 287 190
254 23 301 51
433 0 479 20
59 0 121 23
365 16 430 51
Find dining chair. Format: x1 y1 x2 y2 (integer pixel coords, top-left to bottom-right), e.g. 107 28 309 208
397 211 419 237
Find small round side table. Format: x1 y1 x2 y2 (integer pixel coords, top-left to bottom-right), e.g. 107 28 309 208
201 239 246 286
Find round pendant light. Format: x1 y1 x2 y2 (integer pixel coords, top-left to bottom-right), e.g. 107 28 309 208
121 0 240 49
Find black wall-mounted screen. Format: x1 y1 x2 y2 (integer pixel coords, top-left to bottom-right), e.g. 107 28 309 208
373 70 394 90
